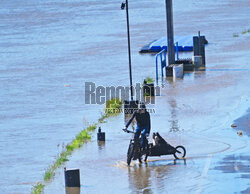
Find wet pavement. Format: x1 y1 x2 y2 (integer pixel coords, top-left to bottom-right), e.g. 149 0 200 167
0 0 250 193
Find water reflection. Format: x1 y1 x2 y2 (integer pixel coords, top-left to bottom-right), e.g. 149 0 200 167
128 165 152 193
127 162 176 193
127 159 188 193
168 99 179 132
194 66 206 72
97 141 105 151
65 187 80 194
194 66 206 79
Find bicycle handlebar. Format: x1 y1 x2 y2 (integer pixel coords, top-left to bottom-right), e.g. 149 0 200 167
122 128 135 134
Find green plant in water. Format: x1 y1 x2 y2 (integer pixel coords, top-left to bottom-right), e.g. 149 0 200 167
32 183 44 194
145 77 154 84
233 33 239 37
54 152 69 167
32 99 119 192
86 125 96 132
242 29 250 35
233 29 250 37
44 169 54 181
106 98 122 109
42 125 95 183
99 98 122 122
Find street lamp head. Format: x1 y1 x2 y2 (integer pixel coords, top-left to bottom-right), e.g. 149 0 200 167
121 2 126 10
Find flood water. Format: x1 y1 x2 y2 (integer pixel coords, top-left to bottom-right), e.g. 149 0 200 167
0 0 250 193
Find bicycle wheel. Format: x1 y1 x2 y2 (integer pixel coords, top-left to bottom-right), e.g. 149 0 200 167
127 142 135 165
173 146 186 159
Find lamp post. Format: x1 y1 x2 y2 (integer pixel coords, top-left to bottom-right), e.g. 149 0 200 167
165 0 175 67
121 0 133 101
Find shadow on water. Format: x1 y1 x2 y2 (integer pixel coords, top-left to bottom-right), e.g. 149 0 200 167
173 159 187 165
127 159 187 193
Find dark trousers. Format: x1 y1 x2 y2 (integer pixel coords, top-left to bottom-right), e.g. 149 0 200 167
134 125 150 148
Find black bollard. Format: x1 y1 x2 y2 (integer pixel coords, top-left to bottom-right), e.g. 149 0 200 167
97 127 105 141
193 32 206 65
64 168 80 188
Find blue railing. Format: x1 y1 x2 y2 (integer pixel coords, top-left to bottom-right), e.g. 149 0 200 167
155 49 167 82
175 42 179 60
155 42 179 82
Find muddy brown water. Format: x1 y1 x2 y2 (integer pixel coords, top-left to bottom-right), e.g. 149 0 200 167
0 0 250 193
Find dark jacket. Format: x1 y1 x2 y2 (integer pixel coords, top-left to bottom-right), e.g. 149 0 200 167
125 110 151 131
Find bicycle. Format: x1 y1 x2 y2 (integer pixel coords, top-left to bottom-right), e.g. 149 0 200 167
123 129 186 166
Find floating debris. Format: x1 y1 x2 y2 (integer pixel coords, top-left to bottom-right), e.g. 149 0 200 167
237 130 243 136
234 164 239 171
231 124 237 128
64 84 71 87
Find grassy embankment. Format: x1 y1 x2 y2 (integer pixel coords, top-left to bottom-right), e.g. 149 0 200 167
32 98 122 194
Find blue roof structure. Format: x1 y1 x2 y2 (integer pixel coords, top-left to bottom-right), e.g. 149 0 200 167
140 35 196 53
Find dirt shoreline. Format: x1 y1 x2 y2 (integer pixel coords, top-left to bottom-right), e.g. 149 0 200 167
233 108 250 137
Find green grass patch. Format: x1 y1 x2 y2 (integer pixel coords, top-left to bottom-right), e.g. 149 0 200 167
32 183 44 194
44 168 54 181
86 125 96 132
99 98 122 123
144 77 154 84
105 98 122 109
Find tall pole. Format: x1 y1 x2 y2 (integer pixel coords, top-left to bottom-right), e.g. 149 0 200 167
165 0 175 67
125 0 133 100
